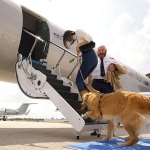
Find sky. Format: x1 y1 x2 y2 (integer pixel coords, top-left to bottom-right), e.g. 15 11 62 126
0 0 150 119
12 0 150 75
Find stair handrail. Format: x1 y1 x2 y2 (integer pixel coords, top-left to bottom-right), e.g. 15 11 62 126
23 29 79 80
50 42 79 79
50 42 77 57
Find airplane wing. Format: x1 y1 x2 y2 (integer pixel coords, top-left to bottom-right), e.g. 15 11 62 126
139 92 150 98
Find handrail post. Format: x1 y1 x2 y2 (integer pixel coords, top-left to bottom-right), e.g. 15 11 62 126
23 29 45 62
27 38 38 61
67 62 79 79
51 50 66 71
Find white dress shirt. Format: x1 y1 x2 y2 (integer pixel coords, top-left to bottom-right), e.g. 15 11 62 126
91 56 115 79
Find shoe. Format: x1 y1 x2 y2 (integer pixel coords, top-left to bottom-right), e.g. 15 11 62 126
90 130 97 136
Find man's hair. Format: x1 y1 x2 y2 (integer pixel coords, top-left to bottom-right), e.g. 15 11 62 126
98 45 107 51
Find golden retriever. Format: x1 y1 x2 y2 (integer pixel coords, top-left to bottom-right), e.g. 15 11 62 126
81 91 150 146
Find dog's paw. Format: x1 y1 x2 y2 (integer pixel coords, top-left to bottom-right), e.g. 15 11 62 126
117 142 124 146
80 105 86 111
101 135 110 141
124 136 130 141
80 106 85 111
81 114 87 119
98 115 103 120
117 142 129 146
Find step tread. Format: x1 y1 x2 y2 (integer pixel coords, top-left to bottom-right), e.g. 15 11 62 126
47 77 63 85
74 109 108 125
57 90 78 100
50 83 71 92
65 99 82 109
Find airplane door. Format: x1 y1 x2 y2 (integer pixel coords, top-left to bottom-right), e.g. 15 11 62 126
0 0 23 73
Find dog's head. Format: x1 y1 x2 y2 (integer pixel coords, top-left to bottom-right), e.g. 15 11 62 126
81 93 90 110
81 92 101 110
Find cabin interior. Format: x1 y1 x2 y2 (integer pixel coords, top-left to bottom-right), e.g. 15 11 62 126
18 8 50 62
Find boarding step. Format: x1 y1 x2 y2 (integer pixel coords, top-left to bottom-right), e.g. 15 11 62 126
16 61 108 140
42 82 107 135
50 83 71 92
57 90 78 100
65 99 82 109
47 76 63 85
31 62 108 133
32 63 47 70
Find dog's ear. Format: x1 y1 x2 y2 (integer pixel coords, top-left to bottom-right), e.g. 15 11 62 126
81 93 90 110
81 99 87 110
82 93 89 101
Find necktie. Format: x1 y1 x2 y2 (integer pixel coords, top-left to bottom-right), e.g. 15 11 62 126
100 58 105 77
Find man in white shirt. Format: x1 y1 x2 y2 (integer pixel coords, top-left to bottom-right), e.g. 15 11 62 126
88 45 116 93
88 45 116 136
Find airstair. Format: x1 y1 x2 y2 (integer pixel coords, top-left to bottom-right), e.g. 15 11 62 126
15 31 107 139
16 61 107 139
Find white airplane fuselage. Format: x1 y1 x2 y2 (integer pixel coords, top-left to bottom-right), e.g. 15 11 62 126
0 0 22 82
0 109 17 116
0 0 150 94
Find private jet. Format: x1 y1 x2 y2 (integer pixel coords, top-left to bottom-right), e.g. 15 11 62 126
0 103 35 121
0 0 150 139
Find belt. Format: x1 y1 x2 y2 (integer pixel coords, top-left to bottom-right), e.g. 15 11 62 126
79 41 95 54
80 48 92 54
93 79 104 82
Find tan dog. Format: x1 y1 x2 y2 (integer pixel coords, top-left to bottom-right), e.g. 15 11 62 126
81 91 150 146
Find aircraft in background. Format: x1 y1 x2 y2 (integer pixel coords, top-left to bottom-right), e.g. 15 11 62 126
0 103 36 121
0 0 150 138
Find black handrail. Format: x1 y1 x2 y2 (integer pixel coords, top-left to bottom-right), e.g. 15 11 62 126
50 41 77 58
23 28 78 81
23 29 44 43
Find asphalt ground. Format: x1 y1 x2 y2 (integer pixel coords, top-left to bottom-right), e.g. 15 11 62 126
0 121 149 150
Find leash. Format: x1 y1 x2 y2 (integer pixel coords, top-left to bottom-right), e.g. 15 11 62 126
99 93 104 117
79 68 89 90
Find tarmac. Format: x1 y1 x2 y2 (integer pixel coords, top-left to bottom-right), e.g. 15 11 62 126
0 120 149 150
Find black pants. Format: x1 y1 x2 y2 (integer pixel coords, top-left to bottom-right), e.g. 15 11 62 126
92 79 113 93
